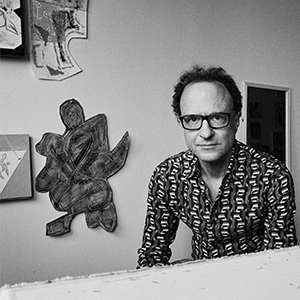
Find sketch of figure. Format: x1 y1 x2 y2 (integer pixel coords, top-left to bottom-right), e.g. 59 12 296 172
0 153 10 180
35 99 130 236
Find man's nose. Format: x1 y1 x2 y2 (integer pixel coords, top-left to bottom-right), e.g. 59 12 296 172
198 120 214 138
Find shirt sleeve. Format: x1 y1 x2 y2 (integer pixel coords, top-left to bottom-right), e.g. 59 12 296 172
263 167 298 249
137 166 180 267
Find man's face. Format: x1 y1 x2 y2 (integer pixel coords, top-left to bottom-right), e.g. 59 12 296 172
179 81 240 164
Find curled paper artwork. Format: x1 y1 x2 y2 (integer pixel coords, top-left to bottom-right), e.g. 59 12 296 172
30 0 88 81
35 99 130 236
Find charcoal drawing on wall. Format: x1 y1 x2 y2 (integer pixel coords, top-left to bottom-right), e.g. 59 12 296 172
35 99 130 236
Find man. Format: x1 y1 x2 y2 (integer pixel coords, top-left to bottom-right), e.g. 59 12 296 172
137 65 297 267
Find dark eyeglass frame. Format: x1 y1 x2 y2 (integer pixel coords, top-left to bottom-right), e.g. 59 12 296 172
178 112 233 130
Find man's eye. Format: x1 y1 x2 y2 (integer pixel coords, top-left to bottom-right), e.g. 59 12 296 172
190 117 199 122
212 114 224 121
186 116 200 123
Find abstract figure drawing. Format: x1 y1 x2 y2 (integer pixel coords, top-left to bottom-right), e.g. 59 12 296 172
35 99 130 236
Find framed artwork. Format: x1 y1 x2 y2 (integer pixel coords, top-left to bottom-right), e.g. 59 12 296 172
242 82 291 168
249 101 262 118
250 122 261 139
0 0 26 57
0 134 33 201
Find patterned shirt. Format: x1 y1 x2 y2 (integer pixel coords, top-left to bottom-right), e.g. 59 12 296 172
138 140 297 267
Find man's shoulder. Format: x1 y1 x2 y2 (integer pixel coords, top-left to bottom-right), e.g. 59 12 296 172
154 149 196 174
235 140 290 173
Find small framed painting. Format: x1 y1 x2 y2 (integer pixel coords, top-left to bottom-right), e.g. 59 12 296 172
0 0 26 57
0 134 33 201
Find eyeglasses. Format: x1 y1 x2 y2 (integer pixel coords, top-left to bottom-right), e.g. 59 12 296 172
178 112 233 130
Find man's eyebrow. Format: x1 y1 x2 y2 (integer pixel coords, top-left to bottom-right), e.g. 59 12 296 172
184 112 228 116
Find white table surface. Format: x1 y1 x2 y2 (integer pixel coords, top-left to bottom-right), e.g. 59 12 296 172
1 246 300 300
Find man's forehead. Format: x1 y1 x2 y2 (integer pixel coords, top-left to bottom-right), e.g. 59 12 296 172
180 81 234 116
185 81 228 94
182 81 232 104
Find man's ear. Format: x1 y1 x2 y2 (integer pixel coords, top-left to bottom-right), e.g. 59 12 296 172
234 112 242 131
177 118 182 128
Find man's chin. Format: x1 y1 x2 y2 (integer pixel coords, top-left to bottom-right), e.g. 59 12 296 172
194 151 220 163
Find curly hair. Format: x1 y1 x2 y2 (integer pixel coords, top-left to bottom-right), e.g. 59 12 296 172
172 65 242 117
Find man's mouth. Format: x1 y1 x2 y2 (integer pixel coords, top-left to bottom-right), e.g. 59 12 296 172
199 144 218 149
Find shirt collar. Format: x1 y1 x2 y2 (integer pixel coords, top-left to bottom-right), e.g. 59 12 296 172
224 140 238 177
182 150 201 179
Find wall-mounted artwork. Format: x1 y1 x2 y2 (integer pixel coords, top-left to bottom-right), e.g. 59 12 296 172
35 99 130 236
29 0 88 80
242 82 291 168
0 0 25 57
0 135 32 201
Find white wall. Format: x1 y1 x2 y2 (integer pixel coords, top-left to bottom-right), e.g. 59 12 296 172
1 0 299 286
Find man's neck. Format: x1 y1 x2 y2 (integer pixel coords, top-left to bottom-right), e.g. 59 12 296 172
199 151 231 180
198 152 232 201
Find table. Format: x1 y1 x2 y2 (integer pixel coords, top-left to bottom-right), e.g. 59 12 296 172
1 246 299 300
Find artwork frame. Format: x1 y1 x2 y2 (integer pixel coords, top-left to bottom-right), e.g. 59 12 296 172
241 82 291 168
0 0 26 58
0 134 33 201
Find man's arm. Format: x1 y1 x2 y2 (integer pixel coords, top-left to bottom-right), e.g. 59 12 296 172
137 167 180 267
263 168 298 249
